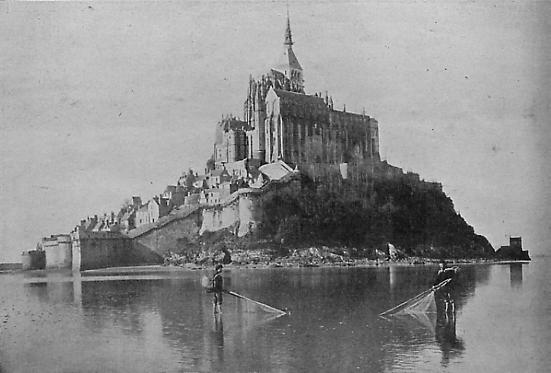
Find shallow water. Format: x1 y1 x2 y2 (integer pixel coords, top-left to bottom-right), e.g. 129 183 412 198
0 258 549 372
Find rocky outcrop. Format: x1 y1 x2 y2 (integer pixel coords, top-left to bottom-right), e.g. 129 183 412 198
127 162 493 261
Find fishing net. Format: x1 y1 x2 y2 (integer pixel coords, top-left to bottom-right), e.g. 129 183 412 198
398 291 437 314
380 278 451 316
227 291 287 316
200 273 286 316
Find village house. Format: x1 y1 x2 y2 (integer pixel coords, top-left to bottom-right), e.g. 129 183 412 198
163 185 186 210
199 188 222 205
184 192 201 207
192 175 208 189
119 208 136 232
135 196 170 228
207 168 231 188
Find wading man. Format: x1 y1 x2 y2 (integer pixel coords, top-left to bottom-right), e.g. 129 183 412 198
212 264 224 314
433 260 459 314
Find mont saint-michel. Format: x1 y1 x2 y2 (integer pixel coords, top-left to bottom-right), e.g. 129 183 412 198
1 2 548 373
19 14 527 272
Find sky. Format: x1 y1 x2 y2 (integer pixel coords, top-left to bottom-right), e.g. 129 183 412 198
1 0 550 262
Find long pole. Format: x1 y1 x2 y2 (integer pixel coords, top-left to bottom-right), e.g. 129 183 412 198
226 290 287 315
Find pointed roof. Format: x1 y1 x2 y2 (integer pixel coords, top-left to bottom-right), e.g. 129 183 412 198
273 13 302 73
284 12 293 46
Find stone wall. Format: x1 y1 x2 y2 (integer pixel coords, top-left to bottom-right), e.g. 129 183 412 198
42 234 72 269
262 88 380 167
199 189 266 238
21 250 46 270
72 229 162 271
131 209 202 257
130 177 300 257
200 202 239 236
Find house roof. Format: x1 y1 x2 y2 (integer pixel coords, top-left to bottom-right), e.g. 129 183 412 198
165 185 177 193
210 169 229 177
121 210 135 221
259 160 295 181
274 89 325 107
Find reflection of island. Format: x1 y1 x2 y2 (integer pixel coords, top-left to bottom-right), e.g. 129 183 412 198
510 263 523 288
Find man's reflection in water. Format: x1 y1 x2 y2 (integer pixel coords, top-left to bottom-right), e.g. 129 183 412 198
435 291 464 367
212 313 224 364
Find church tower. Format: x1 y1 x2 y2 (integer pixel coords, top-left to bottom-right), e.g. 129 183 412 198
244 11 306 161
271 12 304 93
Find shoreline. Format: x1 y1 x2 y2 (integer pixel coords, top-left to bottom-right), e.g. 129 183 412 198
81 257 528 275
1 258 531 276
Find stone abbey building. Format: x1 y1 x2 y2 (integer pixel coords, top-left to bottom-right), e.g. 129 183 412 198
214 15 381 186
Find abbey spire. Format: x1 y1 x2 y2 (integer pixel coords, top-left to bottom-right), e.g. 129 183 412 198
284 12 293 46
272 11 304 93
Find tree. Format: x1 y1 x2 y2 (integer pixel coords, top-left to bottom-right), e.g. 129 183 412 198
120 198 132 212
183 169 197 188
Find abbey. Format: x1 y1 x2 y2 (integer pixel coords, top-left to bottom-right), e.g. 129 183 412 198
214 15 380 181
29 13 493 273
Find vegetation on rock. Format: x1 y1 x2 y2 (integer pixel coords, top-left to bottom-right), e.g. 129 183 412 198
259 173 494 259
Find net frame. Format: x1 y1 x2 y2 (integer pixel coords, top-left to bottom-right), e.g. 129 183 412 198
379 278 452 316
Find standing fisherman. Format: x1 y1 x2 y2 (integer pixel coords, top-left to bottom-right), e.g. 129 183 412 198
433 260 459 314
212 264 224 314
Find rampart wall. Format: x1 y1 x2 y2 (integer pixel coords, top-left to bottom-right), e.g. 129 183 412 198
43 235 72 269
131 209 202 257
130 176 301 257
72 230 162 271
21 250 46 270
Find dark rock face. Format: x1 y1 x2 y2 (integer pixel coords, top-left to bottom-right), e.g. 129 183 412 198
256 167 495 259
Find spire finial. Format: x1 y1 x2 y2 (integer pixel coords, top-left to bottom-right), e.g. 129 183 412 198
284 4 293 46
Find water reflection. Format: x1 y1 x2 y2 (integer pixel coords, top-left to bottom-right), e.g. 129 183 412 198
212 314 224 365
435 304 464 367
389 265 397 290
2 262 513 372
510 263 523 289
